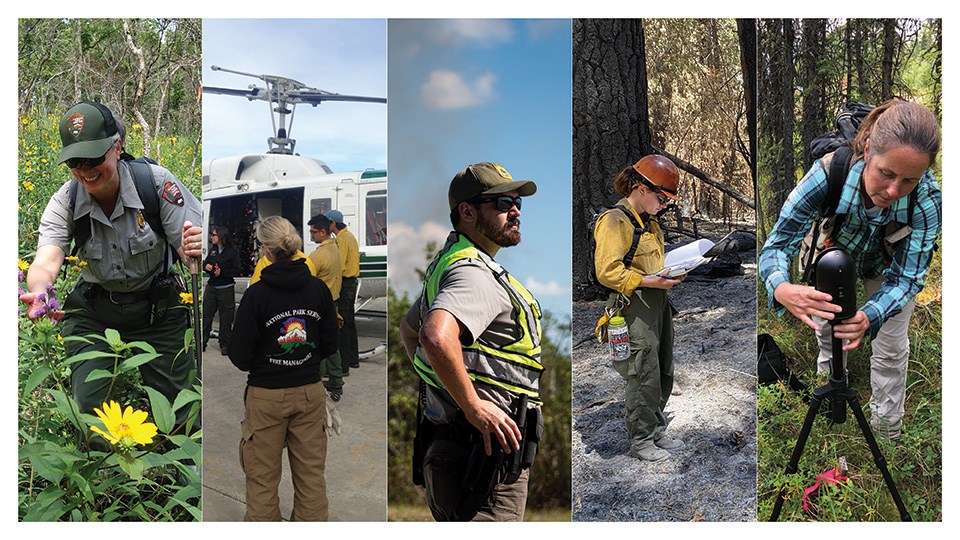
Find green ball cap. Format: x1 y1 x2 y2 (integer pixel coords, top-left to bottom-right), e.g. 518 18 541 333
448 162 537 210
57 102 118 164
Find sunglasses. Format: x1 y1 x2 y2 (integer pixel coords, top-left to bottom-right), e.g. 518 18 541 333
66 154 108 170
473 195 523 212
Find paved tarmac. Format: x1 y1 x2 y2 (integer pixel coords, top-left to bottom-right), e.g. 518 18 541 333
201 307 387 521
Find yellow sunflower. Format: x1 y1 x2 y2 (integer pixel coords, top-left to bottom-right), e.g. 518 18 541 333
179 292 193 304
90 401 158 449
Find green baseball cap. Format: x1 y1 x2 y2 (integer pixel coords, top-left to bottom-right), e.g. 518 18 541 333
57 102 119 164
448 162 537 210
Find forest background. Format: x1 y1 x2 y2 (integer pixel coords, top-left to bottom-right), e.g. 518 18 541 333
756 18 943 521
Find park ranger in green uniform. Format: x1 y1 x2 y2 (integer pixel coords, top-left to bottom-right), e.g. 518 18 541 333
20 101 203 444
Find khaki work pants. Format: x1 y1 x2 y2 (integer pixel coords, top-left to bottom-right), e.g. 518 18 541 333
610 288 674 444
816 276 915 437
240 382 328 521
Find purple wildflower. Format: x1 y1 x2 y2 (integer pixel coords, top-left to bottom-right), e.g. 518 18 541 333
46 285 57 299
18 269 24 282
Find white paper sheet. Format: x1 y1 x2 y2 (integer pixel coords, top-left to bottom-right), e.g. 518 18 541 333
647 238 716 278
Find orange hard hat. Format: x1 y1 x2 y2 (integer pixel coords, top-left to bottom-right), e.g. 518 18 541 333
633 154 680 201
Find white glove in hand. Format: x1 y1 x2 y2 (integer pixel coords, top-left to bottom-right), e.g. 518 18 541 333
325 395 343 436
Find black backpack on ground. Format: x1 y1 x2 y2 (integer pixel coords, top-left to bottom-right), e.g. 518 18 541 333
758 333 808 396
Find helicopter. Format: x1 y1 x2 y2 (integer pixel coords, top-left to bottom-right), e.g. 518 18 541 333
202 66 387 315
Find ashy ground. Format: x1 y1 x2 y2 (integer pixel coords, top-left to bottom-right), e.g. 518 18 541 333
571 225 758 522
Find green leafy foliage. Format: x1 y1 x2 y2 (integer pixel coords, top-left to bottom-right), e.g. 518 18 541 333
757 244 942 521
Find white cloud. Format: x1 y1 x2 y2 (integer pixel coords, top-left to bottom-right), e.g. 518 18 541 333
421 70 497 110
388 220 450 296
434 20 514 47
523 277 570 297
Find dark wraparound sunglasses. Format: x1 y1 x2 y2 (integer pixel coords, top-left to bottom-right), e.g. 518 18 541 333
472 195 522 212
66 154 107 170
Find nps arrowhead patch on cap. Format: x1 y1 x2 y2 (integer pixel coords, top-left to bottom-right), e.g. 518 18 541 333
162 181 185 207
493 163 513 180
67 113 85 138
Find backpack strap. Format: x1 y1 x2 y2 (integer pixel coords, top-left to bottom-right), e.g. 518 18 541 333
68 180 87 257
799 146 852 284
823 145 852 219
614 204 647 268
126 159 165 242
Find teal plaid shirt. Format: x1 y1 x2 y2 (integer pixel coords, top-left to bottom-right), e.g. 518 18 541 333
760 158 941 337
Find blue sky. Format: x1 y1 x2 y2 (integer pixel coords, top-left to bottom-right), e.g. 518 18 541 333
387 19 572 320
201 19 386 171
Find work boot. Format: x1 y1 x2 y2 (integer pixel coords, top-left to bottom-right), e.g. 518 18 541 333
655 435 685 450
630 439 670 461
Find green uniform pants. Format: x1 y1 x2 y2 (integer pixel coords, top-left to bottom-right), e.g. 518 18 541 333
62 281 198 428
321 351 344 394
609 288 674 444
240 382 328 521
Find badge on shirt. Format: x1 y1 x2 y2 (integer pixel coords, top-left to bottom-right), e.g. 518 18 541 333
137 210 146 228
162 181 184 206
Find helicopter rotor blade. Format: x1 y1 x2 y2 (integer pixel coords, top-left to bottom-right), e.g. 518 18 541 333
293 91 386 105
202 86 265 100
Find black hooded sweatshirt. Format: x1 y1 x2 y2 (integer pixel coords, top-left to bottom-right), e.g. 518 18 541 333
228 258 338 388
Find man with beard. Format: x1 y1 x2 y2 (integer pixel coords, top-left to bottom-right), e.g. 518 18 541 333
400 162 544 521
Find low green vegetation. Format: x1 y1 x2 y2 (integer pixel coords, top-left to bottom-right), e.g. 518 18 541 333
757 246 942 521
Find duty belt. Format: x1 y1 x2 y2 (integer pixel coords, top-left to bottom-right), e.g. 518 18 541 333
429 414 478 445
83 282 151 305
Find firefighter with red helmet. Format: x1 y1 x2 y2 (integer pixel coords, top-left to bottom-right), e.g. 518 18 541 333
593 154 685 461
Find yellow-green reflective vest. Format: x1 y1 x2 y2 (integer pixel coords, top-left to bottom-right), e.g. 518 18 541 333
413 233 544 404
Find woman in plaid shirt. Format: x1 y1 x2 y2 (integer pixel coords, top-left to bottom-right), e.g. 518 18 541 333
759 100 941 439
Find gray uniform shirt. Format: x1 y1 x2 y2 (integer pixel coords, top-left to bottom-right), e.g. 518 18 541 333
38 161 202 293
405 252 530 423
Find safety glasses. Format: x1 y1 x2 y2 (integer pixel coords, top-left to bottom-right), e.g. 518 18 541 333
650 189 670 205
636 176 670 205
473 195 522 212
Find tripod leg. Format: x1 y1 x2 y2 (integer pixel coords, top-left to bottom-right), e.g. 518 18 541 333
770 393 824 521
846 392 912 521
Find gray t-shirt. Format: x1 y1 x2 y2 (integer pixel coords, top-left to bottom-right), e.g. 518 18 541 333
405 255 529 422
38 161 202 292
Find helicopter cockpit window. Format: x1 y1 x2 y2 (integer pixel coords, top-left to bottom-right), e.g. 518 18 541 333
310 198 332 221
365 190 386 247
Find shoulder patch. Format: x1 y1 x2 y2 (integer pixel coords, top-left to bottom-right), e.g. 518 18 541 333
161 181 184 206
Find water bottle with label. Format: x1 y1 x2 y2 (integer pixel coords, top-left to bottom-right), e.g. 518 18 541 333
608 315 630 362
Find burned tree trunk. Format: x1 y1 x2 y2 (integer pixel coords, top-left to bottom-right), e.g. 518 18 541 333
573 19 653 301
